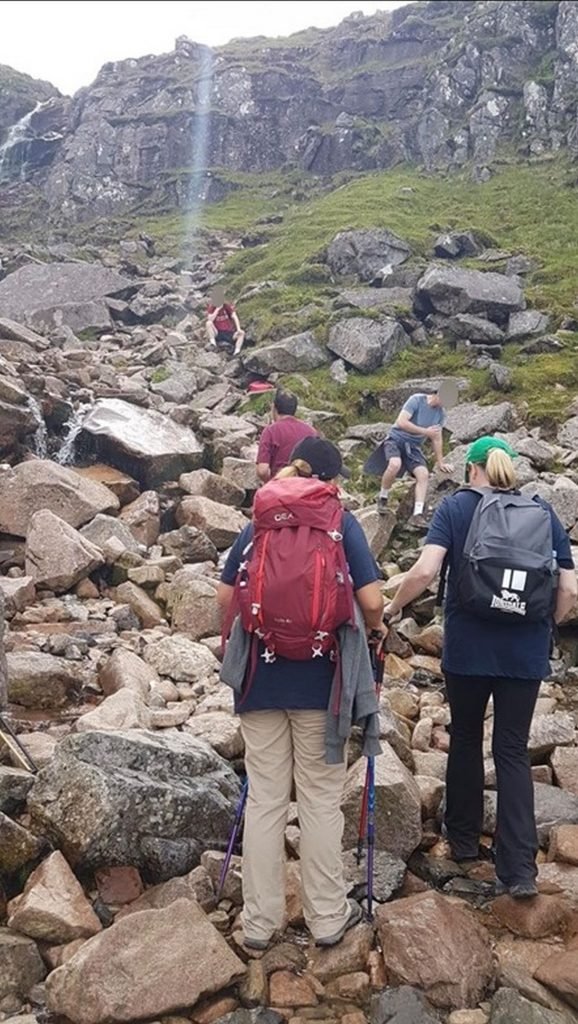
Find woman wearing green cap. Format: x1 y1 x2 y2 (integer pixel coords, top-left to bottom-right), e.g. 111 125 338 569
384 436 577 898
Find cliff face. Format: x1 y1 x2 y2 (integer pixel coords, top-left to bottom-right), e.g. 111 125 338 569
1 0 577 222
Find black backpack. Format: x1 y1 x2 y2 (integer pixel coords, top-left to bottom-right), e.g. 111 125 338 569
443 488 557 623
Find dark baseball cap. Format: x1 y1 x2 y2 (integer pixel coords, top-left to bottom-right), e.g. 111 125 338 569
290 436 351 480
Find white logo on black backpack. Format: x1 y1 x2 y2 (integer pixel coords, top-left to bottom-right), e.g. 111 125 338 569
490 568 528 616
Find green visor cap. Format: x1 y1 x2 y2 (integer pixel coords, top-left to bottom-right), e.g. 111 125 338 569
466 435 518 472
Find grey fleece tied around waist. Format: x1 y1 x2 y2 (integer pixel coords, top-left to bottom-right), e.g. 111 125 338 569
220 602 382 765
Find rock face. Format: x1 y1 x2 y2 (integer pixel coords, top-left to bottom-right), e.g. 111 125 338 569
46 898 246 1024
326 229 411 281
243 332 329 375
0 262 133 331
28 730 241 875
25 510 104 592
416 266 525 324
327 318 410 373
0 460 118 536
81 399 204 487
7 850 102 943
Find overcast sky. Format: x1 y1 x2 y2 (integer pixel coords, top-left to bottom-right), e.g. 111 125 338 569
2 0 409 96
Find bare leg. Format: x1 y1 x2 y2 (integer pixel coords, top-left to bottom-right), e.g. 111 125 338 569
380 456 402 493
233 330 246 356
412 464 429 515
206 321 217 347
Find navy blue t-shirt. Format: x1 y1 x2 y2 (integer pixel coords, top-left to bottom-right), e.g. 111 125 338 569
221 512 380 712
427 490 574 680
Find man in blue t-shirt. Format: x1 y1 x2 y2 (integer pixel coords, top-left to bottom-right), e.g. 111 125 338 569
365 380 458 522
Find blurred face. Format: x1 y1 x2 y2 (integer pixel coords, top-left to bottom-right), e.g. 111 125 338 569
211 285 225 306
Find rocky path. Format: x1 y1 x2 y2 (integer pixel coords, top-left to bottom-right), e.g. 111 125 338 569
1 231 578 1024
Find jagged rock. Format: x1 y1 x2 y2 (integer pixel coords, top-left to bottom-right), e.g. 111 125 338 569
446 313 505 344
151 370 199 403
416 266 524 324
445 401 517 443
0 318 50 350
0 262 133 332
185 712 244 760
342 742 421 861
81 399 204 487
326 229 411 281
528 711 575 760
76 690 152 733
28 730 241 875
159 525 218 563
522 478 578 532
7 850 102 943
490 987 569 1024
415 775 445 819
0 765 34 813
144 635 219 684
0 811 44 873
490 362 513 392
119 490 160 547
507 310 550 341
7 650 82 708
243 332 329 375
80 514 140 554
371 985 439 1024
309 923 374 982
558 417 578 452
327 317 410 372
344 848 406 903
0 575 36 615
0 928 46 1010
269 970 317 1008
484 784 578 847
355 507 396 559
549 825 578 867
551 748 578 796
25 509 104 592
0 460 118 537
46 898 246 1024
116 863 215 918
222 457 259 492
434 231 481 259
490 894 569 940
376 891 494 1008
99 648 157 699
114 580 162 627
75 465 140 505
534 950 578 1013
166 570 221 640
177 496 246 550
180 469 245 507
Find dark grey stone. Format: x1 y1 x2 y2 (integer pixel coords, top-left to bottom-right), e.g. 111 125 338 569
344 848 406 903
326 229 411 281
484 783 578 847
490 987 570 1024
371 985 439 1024
328 317 410 373
416 266 525 324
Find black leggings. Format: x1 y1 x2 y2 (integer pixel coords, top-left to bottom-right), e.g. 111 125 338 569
445 673 540 885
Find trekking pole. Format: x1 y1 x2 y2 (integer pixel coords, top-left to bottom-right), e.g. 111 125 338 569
216 777 248 901
0 713 38 774
366 755 376 920
356 637 385 865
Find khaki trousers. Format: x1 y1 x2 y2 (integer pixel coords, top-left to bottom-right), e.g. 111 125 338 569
239 709 349 942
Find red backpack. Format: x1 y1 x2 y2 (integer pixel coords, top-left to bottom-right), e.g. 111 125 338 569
226 477 355 663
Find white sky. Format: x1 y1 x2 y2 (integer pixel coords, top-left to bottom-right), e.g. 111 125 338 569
2 0 409 96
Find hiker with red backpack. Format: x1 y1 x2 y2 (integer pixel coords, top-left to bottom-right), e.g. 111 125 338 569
383 436 577 899
218 436 385 949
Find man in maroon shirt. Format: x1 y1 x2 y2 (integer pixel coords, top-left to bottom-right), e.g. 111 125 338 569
206 285 245 356
256 390 319 483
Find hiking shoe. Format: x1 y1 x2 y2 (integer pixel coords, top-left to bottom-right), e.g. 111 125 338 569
409 513 429 529
315 899 363 948
495 879 538 899
243 935 270 951
376 496 389 516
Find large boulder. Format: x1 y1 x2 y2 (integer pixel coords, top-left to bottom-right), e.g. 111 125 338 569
119 490 160 548
7 651 83 708
0 929 46 1011
7 850 102 943
327 318 410 373
81 399 204 487
25 510 104 592
375 891 494 1008
490 987 569 1024
342 742 421 861
179 469 245 507
80 514 140 554
416 265 525 324
176 496 246 549
144 635 219 684
46 898 245 1024
507 310 550 341
28 730 240 876
0 812 45 873
158 525 217 563
326 229 411 281
558 416 578 452
521 478 578 532
0 460 118 537
165 571 221 640
76 690 152 733
243 332 329 375
445 401 518 444
0 262 134 332
98 648 158 699
484 784 578 847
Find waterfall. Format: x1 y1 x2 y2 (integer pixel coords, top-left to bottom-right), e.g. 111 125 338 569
186 49 214 252
54 404 91 465
0 101 43 182
27 397 48 458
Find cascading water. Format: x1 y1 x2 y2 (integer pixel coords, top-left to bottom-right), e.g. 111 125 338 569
185 49 214 250
27 397 48 458
0 101 44 182
54 404 91 465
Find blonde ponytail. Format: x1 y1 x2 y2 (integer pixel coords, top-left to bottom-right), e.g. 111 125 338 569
276 458 313 480
485 448 516 489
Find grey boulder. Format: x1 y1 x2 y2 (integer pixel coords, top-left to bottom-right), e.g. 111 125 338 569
243 332 328 375
445 401 517 443
0 262 134 333
326 229 411 281
506 310 550 341
484 783 578 847
0 459 118 537
328 317 410 373
416 265 525 324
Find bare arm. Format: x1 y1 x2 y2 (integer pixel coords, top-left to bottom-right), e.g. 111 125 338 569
396 409 440 439
207 307 219 323
232 311 243 333
386 544 447 616
356 581 385 632
256 463 271 483
217 582 234 618
555 568 578 624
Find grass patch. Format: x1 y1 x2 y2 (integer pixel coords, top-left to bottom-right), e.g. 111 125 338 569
502 333 578 428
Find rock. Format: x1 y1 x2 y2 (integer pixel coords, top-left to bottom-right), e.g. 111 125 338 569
0 765 34 812
370 985 439 1023
94 866 143 905
342 742 421 861
25 509 104 593
151 370 199 403
434 231 482 259
159 525 218 563
144 635 219 683
0 459 118 537
416 266 524 324
28 730 241 875
0 262 133 332
326 229 411 281
326 971 370 1001
0 575 36 616
243 332 329 375
0 811 44 873
355 507 396 559
343 848 406 903
7 850 102 943
445 401 517 443
551 749 578 796
376 891 494 1008
538 863 578 904
116 864 215 917
222 457 259 492
75 464 140 505
180 469 245 507
0 317 50 350
81 398 204 487
548 826 578 867
490 894 569 939
46 898 246 1024
327 317 410 373
415 775 445 819
7 650 82 708
309 923 374 982
484 785 578 847
412 751 447 780
522 479 578 533
115 581 163 627
80 514 140 554
166 570 221 640
240 960 268 1008
528 712 575 760
534 949 578 1012
99 648 157 698
119 490 160 547
413 625 444 656
446 313 505 344
0 928 46 1010
558 417 578 452
185 712 244 760
177 496 246 550
269 971 318 1008
507 310 550 342
490 362 513 392
76 689 152 732
490 987 569 1024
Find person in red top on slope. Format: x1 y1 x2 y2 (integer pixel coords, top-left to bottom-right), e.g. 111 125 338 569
206 284 245 356
256 389 319 483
